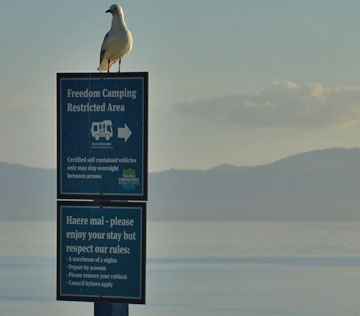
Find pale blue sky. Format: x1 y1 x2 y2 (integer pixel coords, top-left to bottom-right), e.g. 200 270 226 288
1 0 360 170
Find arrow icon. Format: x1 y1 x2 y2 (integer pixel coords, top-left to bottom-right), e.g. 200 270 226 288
117 124 132 143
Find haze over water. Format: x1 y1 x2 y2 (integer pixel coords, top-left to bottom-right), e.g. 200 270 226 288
1 220 360 316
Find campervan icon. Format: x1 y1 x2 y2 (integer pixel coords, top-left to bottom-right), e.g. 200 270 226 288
91 120 113 141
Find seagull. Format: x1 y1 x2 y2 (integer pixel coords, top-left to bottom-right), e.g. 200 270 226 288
97 4 133 73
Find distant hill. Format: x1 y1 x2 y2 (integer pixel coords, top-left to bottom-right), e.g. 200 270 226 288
0 163 56 221
149 148 360 221
1 148 360 221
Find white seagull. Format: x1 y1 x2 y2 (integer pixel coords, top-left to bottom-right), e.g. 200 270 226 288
97 4 133 72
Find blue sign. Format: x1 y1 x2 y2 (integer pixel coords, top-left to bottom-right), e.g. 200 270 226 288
57 73 148 200
57 201 146 304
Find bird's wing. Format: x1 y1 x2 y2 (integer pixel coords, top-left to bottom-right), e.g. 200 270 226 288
99 31 110 65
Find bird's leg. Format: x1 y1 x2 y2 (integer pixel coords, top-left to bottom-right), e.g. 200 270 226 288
118 58 122 72
107 59 110 73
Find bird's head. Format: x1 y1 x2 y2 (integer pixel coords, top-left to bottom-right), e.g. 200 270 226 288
106 4 124 16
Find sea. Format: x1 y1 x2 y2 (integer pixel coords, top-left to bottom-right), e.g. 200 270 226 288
1 221 360 316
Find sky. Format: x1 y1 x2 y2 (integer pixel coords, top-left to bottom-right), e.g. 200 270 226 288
2 0 360 171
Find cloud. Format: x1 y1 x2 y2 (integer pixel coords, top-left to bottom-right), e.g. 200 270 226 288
174 81 360 128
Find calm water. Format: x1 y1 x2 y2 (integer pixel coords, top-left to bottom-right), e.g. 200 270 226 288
1 221 360 316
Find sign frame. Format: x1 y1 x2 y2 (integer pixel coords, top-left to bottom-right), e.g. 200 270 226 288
57 72 148 201
56 200 146 304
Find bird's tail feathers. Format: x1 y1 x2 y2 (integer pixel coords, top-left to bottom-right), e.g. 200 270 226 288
97 64 106 72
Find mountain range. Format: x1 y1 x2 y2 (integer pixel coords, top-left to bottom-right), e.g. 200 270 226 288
1 148 360 221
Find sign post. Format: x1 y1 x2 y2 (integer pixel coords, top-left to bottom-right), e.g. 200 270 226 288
94 303 129 316
56 72 148 315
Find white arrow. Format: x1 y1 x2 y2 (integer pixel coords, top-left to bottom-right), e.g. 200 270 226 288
117 124 132 143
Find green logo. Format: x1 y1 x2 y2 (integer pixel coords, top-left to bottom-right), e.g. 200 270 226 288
123 168 135 175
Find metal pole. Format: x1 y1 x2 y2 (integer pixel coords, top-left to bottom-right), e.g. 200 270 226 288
94 303 129 316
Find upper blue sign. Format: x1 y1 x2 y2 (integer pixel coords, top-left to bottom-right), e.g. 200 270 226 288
57 73 148 200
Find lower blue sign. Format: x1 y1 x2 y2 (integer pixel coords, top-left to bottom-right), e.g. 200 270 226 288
57 201 146 304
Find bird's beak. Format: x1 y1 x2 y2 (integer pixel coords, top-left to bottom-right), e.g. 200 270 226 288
106 9 111 13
